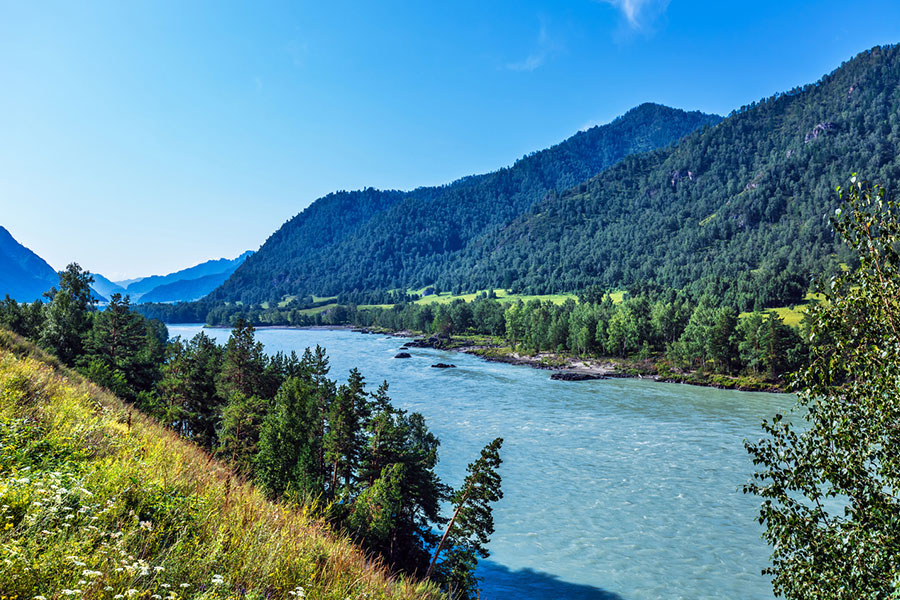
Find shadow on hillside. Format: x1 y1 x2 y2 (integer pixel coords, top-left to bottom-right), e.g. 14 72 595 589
477 560 624 600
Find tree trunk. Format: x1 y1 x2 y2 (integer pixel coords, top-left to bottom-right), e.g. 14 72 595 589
425 483 472 579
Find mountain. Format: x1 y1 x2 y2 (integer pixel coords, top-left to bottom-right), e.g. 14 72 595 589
115 276 145 288
209 104 722 303
0 226 59 302
138 270 237 303
432 44 900 310
123 251 252 302
90 272 127 300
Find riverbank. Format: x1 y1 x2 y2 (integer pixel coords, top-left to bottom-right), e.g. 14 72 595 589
356 327 786 393
194 323 785 392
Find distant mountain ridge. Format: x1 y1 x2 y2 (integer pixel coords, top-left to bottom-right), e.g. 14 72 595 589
125 251 253 298
0 226 109 303
0 226 60 302
138 270 238 303
99 251 252 304
91 273 126 300
0 225 251 306
208 103 722 303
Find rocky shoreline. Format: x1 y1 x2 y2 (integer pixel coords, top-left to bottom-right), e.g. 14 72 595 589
227 325 783 392
367 328 785 392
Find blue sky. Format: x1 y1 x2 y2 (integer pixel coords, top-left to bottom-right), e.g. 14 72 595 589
2 0 900 280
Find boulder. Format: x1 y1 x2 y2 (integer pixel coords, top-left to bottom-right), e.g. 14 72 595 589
394 352 412 359
550 371 605 381
431 363 456 369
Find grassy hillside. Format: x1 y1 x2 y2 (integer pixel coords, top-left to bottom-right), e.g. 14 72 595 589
0 330 440 600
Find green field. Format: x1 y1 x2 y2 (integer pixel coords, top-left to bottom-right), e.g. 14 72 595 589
415 289 577 306
739 293 824 328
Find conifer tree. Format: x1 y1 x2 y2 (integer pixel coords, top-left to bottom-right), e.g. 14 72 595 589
40 263 95 364
217 318 266 398
426 437 504 598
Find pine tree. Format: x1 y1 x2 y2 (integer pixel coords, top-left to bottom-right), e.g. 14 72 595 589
255 374 332 498
40 263 95 364
324 368 367 493
426 437 504 599
217 318 266 398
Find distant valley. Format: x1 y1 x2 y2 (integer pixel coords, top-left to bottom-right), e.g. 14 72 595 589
0 227 250 305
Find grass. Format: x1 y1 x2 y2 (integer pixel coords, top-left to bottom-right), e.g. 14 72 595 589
280 288 624 313
0 330 440 600
739 293 825 328
273 296 338 309
408 288 579 306
296 303 338 315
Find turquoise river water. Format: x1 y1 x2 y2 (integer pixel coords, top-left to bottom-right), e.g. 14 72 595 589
167 325 791 600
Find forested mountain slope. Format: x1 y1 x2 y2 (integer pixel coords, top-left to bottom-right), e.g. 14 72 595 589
435 44 900 310
210 104 721 303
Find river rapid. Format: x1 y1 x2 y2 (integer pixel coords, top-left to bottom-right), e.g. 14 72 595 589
167 325 791 600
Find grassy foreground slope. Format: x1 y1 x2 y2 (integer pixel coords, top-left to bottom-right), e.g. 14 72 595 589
0 330 440 600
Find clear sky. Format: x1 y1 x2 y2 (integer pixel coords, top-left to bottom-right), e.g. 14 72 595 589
2 0 900 280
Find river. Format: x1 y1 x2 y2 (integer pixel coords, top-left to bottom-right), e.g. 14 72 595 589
167 324 790 600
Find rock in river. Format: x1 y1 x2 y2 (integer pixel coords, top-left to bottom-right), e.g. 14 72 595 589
394 352 412 359
550 371 605 381
431 363 456 369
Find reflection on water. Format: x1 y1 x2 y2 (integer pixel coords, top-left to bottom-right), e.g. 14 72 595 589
168 325 790 600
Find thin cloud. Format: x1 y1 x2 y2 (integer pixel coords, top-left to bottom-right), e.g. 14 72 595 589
600 0 670 30
505 23 557 72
